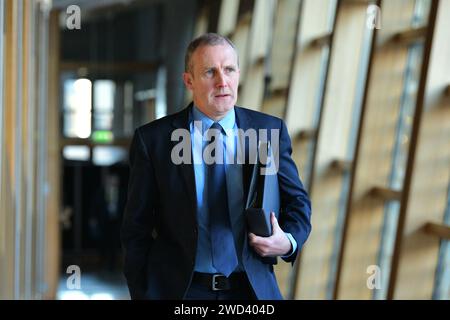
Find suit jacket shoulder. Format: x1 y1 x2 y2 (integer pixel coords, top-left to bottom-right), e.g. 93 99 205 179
235 106 284 129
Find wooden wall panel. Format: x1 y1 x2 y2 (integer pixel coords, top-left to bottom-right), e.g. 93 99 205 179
270 0 338 300
239 0 274 110
1 0 18 300
0 0 58 300
269 0 300 92
261 0 301 118
337 0 419 299
231 13 251 86
24 0 38 299
218 0 240 37
0 0 7 300
44 9 61 300
285 0 335 135
295 1 369 300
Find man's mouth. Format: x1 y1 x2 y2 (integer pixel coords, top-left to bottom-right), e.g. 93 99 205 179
215 94 230 98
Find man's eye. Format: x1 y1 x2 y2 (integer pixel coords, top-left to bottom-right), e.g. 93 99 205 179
205 69 214 76
226 67 235 73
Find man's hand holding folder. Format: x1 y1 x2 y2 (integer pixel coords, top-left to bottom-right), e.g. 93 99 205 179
248 212 292 257
245 141 292 257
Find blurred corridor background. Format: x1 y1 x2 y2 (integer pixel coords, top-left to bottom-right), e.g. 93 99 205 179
0 0 449 300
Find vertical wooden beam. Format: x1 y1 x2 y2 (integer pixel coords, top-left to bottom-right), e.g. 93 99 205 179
333 0 381 300
44 8 61 300
3 0 18 300
25 0 38 300
0 0 7 300
387 0 439 299
15 0 26 299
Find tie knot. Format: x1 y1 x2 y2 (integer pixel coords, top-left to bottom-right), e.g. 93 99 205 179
210 122 223 132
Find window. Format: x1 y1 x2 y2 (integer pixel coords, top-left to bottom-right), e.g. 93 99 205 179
93 79 115 132
63 78 92 138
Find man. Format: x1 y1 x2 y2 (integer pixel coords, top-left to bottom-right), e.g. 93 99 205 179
121 33 311 300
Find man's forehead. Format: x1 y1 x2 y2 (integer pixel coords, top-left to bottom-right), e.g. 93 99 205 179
193 44 238 66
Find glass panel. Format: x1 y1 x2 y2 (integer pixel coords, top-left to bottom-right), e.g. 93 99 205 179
92 146 127 166
412 0 431 27
93 80 116 132
63 145 90 161
94 80 115 112
433 182 450 299
94 113 113 131
63 78 92 138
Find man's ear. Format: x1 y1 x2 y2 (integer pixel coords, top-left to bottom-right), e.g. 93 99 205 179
183 72 194 91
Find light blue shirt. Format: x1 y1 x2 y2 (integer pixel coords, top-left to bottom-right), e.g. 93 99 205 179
190 105 297 274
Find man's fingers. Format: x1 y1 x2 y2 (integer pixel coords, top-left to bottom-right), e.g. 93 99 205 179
249 233 271 249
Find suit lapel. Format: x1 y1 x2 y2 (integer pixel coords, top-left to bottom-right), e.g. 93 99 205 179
235 107 257 206
171 104 197 220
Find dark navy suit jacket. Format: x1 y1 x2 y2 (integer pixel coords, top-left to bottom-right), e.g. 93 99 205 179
121 104 311 299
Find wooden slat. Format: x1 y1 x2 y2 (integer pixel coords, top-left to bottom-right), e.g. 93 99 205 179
237 11 252 27
329 159 352 173
261 94 286 119
44 9 61 300
1 0 18 300
227 11 252 39
310 33 332 48
368 186 402 201
20 0 29 299
391 26 428 44
0 0 5 299
271 87 289 98
295 128 317 141
422 222 450 240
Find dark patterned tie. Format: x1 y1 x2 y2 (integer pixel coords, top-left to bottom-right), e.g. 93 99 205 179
207 122 238 277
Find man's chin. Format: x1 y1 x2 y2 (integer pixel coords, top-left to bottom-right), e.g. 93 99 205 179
210 102 235 113
217 105 234 114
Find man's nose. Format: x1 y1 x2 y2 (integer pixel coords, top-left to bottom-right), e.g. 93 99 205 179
215 71 227 87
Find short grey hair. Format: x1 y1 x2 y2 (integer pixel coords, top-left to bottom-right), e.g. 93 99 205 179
184 33 238 73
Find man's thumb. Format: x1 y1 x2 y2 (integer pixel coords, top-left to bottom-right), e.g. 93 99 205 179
271 212 279 233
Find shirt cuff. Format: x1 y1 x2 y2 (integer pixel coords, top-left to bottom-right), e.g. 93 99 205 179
281 232 297 258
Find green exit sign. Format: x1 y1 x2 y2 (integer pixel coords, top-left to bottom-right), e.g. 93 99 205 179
92 130 113 143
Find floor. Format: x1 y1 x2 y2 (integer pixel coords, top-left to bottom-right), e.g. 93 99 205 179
56 271 130 300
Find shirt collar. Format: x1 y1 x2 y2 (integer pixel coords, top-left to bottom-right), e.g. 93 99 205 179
192 104 236 135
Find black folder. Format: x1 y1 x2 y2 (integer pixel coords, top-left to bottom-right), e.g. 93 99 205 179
245 141 280 237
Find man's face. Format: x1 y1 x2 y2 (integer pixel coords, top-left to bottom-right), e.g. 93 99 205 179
183 43 240 120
